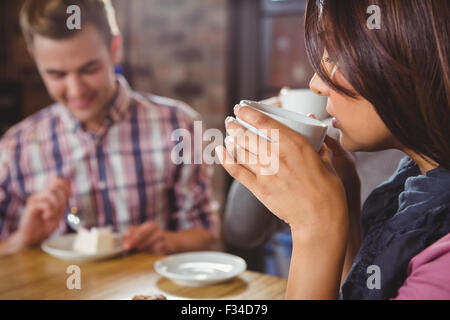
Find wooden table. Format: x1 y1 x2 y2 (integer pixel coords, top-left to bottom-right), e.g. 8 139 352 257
0 248 287 300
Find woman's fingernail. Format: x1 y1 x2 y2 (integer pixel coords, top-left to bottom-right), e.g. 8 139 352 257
234 104 242 114
225 135 234 146
225 116 235 125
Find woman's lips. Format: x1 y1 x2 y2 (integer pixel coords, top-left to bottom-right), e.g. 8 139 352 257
331 117 339 128
326 104 339 128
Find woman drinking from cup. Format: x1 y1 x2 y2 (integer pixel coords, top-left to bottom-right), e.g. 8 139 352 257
216 0 450 299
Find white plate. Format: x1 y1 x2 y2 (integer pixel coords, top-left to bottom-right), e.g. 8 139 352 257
154 251 247 287
41 233 125 261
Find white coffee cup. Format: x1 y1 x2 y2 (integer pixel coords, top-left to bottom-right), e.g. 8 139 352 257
280 88 328 120
236 100 328 151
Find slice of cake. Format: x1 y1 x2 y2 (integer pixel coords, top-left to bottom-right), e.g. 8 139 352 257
73 227 115 254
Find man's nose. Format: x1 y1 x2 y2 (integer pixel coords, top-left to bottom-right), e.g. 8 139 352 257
309 73 329 96
66 74 87 98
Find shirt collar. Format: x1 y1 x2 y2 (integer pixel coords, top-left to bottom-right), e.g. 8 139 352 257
105 75 132 125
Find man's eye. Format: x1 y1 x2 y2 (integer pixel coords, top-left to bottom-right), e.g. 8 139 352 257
83 66 99 74
49 73 65 79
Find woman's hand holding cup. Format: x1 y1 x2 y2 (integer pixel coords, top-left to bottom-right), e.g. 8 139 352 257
217 104 349 241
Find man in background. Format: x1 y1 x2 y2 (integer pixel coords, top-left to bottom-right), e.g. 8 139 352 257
0 0 219 255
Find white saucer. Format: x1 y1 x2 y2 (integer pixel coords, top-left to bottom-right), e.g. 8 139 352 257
154 251 247 287
41 233 125 261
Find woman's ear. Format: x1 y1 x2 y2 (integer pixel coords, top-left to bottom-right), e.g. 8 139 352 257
110 34 123 64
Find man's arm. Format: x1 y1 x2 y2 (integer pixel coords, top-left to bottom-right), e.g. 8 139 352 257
170 114 220 251
0 177 70 257
163 227 215 253
170 160 220 250
0 143 20 256
0 233 22 256
222 180 285 249
123 104 220 254
0 133 71 257
123 222 215 254
123 162 219 255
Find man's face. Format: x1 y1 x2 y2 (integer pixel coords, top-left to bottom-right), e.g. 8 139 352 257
31 24 119 131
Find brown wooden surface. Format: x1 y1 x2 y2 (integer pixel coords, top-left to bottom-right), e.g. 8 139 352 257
0 248 287 300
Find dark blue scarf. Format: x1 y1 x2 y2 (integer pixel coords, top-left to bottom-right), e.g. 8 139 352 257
340 157 450 299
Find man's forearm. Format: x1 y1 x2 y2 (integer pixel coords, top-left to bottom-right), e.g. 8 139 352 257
0 233 22 257
164 228 217 254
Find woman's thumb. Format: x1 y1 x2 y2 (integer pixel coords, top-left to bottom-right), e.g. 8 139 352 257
319 142 334 172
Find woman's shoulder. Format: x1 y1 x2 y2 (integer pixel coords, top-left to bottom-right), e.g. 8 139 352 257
398 159 450 214
393 233 450 300
374 156 450 193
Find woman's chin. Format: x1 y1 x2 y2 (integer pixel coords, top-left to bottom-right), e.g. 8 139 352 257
340 137 392 153
339 135 364 153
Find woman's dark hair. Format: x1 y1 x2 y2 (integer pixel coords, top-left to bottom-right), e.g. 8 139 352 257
305 0 450 169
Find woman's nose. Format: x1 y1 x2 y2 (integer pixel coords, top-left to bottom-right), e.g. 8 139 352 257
309 73 329 96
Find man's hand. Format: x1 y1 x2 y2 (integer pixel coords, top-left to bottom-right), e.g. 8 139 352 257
14 177 71 250
123 221 169 255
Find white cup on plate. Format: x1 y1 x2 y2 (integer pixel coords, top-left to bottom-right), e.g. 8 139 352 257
280 88 329 120
236 100 328 151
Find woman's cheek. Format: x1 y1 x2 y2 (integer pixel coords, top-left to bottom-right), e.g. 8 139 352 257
332 106 369 150
338 122 364 151
339 113 394 152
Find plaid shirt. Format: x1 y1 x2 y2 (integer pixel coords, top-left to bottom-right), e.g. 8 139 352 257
0 76 219 239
